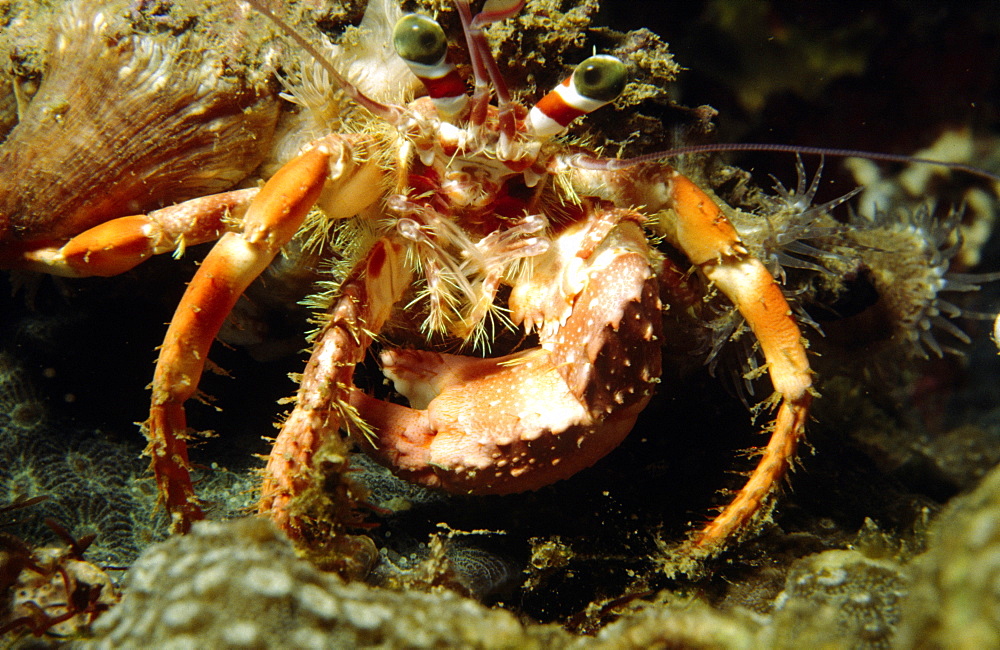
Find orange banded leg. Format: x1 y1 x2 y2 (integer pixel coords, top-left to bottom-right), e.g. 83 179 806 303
144 135 379 533
3 189 258 277
259 238 410 535
667 172 812 554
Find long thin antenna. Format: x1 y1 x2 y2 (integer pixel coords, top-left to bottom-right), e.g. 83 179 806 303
572 142 1000 184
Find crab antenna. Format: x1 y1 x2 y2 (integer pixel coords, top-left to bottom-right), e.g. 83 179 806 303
572 142 1000 184
453 0 518 119
242 0 403 124
453 0 491 126
471 0 526 29
467 0 522 107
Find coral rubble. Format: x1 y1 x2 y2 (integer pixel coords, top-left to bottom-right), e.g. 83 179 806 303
81 518 568 649
897 462 1000 648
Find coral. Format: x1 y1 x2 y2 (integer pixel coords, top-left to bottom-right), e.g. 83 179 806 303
82 518 568 649
371 533 521 601
845 128 999 269
0 351 48 437
914 424 1000 491
1 539 119 641
0 391 160 569
896 462 1000 648
766 550 908 649
584 600 763 649
351 456 520 600
0 346 256 570
350 452 448 512
715 155 990 366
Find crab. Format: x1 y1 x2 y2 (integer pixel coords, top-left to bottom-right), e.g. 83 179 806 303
3 0 814 563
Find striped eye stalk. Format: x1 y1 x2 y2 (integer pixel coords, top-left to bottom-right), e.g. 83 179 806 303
528 55 627 137
393 14 470 118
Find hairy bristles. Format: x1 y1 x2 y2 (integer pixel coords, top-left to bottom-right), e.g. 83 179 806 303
242 0 402 123
389 201 550 349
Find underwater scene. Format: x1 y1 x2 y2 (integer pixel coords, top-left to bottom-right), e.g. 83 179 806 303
1 0 999 646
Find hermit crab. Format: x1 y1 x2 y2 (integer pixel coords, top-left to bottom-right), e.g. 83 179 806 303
154 0 812 559
0 0 813 560
2 0 990 570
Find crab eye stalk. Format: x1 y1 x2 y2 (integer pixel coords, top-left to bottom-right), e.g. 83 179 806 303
393 14 469 118
393 14 448 65
528 54 628 138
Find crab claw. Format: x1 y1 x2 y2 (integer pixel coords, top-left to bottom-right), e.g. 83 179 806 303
350 346 648 493
349 209 663 495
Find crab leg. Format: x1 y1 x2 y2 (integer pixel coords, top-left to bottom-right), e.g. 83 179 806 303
258 237 410 535
565 159 813 554
144 135 381 533
0 189 258 277
663 172 813 554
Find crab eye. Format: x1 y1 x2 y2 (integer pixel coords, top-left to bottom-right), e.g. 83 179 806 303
572 55 627 103
393 14 448 65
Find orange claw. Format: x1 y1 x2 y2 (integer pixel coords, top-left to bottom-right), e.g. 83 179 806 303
342 209 664 496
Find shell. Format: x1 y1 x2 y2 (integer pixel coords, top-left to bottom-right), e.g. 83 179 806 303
0 0 280 242
0 76 15 146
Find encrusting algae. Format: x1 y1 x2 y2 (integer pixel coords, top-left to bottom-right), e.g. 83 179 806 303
71 470 1000 649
